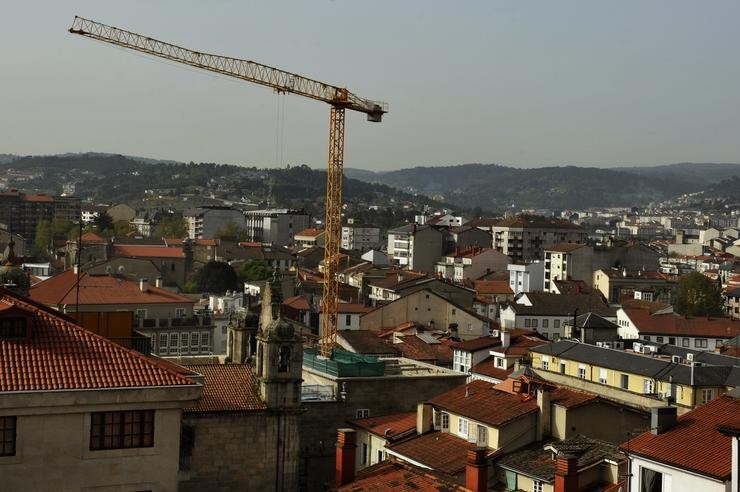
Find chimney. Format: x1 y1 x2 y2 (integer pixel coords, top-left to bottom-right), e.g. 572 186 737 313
651 406 677 435
465 447 488 492
139 278 149 293
155 277 163 288
335 428 357 487
500 329 511 348
536 387 551 441
416 402 434 435
554 452 579 492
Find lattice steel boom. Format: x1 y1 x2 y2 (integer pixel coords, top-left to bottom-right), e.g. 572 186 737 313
69 16 386 358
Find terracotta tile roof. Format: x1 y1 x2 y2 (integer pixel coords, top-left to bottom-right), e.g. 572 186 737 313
351 411 417 439
471 356 513 381
622 395 740 480
112 244 185 258
294 228 325 238
549 387 598 408
624 309 740 338
472 280 513 295
388 431 474 475
429 379 538 427
453 335 502 352
376 321 419 338
182 364 266 413
79 232 107 243
283 295 311 311
394 335 453 366
29 270 193 306
552 279 592 295
23 194 54 203
338 459 465 491
0 289 195 392
619 298 673 314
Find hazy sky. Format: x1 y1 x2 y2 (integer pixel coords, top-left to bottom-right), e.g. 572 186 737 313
2 1 739 171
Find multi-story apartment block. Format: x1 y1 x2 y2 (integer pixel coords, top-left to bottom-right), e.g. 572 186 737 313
593 268 677 304
387 224 445 273
543 243 594 292
491 215 587 262
341 220 380 252
0 189 72 242
184 205 246 239
507 261 545 294
243 208 310 247
434 246 511 282
51 195 81 223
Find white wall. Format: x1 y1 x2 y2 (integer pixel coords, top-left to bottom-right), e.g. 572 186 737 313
629 456 728 492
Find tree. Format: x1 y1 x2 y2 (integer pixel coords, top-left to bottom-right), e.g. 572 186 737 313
675 272 724 317
238 260 272 283
33 219 52 258
196 261 238 294
154 214 187 239
93 211 114 233
214 221 249 242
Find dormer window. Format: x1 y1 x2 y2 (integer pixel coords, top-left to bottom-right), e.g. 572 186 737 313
0 318 27 339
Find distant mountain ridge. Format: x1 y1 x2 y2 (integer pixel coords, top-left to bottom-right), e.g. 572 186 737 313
344 162 740 210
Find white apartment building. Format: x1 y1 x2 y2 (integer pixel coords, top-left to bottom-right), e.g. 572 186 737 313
507 262 545 295
243 208 311 247
543 243 594 292
341 221 381 252
434 247 511 282
387 224 444 273
184 206 246 239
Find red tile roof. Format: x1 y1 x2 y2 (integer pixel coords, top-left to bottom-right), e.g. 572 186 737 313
283 295 311 311
622 395 740 480
429 379 538 427
394 335 453 366
338 459 465 491
624 309 740 338
388 431 474 475
29 270 193 306
549 387 598 408
182 364 266 413
23 194 54 203
471 356 513 381
112 244 185 258
295 228 325 238
376 321 419 338
351 411 417 439
546 242 589 253
0 289 195 392
472 280 513 295
79 232 107 243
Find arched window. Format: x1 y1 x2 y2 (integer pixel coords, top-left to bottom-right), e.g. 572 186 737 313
278 346 290 372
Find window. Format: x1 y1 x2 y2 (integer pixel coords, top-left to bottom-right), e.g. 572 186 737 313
599 368 608 384
656 337 664 343
361 442 368 465
278 346 291 372
0 416 16 457
621 374 629 390
701 388 715 405
554 319 560 329
355 409 370 419
377 450 384 463
135 309 147 320
552 332 560 341
560 362 566 374
190 332 199 351
524 318 531 328
458 418 469 438
578 365 586 379
682 338 689 347
200 332 210 351
640 467 662 492
90 410 154 450
157 333 167 354
495 357 505 368
542 319 549 328
541 356 549 371
175 308 186 318
345 314 352 326
167 333 177 354
643 335 651 341
531 319 538 328
668 337 675 345
533 480 544 492
694 339 708 348
643 379 654 394
180 333 189 353
441 412 449 431
476 424 487 447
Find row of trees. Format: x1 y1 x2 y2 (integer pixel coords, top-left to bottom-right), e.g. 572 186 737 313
185 260 272 294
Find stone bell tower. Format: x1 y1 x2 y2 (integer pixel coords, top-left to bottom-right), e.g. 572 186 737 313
255 272 303 410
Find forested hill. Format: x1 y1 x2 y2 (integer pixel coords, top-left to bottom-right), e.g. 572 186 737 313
345 162 740 210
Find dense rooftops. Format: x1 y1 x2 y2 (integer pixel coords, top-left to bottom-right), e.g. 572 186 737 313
182 364 266 413
493 215 583 230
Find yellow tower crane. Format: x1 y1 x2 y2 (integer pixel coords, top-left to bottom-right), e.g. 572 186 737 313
69 16 387 358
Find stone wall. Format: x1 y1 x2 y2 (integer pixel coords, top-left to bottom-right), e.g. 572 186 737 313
180 411 300 492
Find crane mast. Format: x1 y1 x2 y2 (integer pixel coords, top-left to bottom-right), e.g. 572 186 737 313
69 16 386 358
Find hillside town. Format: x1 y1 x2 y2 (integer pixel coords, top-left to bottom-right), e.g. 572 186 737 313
2 175 740 491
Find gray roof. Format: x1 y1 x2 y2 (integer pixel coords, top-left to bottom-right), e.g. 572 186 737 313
575 312 618 330
531 340 738 387
505 293 614 317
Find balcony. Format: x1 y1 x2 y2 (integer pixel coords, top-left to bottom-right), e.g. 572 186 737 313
136 315 213 330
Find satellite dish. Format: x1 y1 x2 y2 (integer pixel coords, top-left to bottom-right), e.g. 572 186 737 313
117 265 126 274
105 265 113 274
